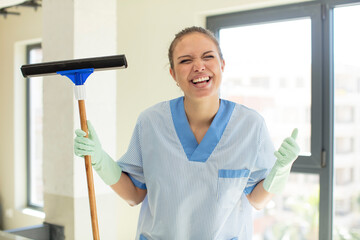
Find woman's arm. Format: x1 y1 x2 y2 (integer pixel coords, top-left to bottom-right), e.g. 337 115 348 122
74 121 147 206
247 129 300 210
111 173 147 206
246 180 274 210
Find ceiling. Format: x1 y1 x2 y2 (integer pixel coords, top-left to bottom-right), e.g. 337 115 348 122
0 0 41 17
0 0 26 8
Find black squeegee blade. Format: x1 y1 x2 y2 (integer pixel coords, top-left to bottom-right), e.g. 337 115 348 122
21 54 127 77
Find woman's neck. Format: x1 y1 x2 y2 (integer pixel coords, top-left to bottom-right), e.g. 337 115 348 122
183 95 220 129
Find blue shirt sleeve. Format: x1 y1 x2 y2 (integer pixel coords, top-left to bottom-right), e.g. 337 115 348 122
117 117 147 189
244 119 276 195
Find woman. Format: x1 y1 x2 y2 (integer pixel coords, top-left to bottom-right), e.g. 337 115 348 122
74 26 300 240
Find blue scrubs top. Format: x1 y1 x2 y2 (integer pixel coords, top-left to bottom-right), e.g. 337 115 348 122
118 97 276 240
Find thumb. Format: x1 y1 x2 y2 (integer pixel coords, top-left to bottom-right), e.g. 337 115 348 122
75 129 86 137
87 120 99 142
291 128 298 140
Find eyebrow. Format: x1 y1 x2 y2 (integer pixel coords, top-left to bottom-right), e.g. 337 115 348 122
177 50 215 60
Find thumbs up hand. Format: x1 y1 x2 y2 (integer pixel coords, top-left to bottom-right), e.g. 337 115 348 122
263 128 300 194
274 128 300 167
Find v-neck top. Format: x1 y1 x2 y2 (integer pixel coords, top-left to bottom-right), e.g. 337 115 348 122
170 97 235 162
117 97 276 240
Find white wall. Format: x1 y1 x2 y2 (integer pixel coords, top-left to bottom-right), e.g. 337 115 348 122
0 6 43 230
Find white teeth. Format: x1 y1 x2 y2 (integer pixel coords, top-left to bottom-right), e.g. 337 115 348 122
192 76 210 83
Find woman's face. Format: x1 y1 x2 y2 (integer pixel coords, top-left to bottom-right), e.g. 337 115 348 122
170 32 225 101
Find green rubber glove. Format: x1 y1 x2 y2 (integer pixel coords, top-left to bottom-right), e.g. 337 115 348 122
74 120 122 185
263 128 300 194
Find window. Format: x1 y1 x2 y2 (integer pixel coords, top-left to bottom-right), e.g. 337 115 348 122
335 106 354 123
335 137 354 154
253 173 319 239
26 43 43 209
215 14 318 239
207 1 360 239
334 4 360 239
209 4 322 161
209 6 320 237
335 199 352 216
335 168 353 185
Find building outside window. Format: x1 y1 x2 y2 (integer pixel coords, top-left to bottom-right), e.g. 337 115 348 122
334 5 360 239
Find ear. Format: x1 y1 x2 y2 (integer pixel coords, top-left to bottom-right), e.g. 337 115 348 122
169 67 176 81
221 59 225 72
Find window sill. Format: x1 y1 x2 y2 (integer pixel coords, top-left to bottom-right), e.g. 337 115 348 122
21 208 45 219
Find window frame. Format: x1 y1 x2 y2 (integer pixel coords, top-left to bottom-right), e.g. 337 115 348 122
207 1 360 239
207 2 323 171
26 42 43 210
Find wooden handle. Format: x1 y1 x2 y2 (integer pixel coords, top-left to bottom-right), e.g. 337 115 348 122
78 100 100 240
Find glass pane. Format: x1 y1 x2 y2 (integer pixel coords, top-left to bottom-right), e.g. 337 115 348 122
28 46 43 207
219 19 311 155
253 173 319 239
334 5 360 240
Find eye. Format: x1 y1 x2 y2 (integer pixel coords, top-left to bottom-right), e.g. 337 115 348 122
179 59 191 64
204 55 214 60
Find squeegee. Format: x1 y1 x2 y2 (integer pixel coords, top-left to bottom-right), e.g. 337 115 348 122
21 54 128 240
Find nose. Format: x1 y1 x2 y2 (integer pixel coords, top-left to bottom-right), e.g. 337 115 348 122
193 59 205 72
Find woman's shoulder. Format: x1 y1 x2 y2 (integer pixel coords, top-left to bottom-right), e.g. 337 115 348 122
137 99 172 122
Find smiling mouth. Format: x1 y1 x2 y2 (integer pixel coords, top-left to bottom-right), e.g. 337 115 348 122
191 76 210 84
